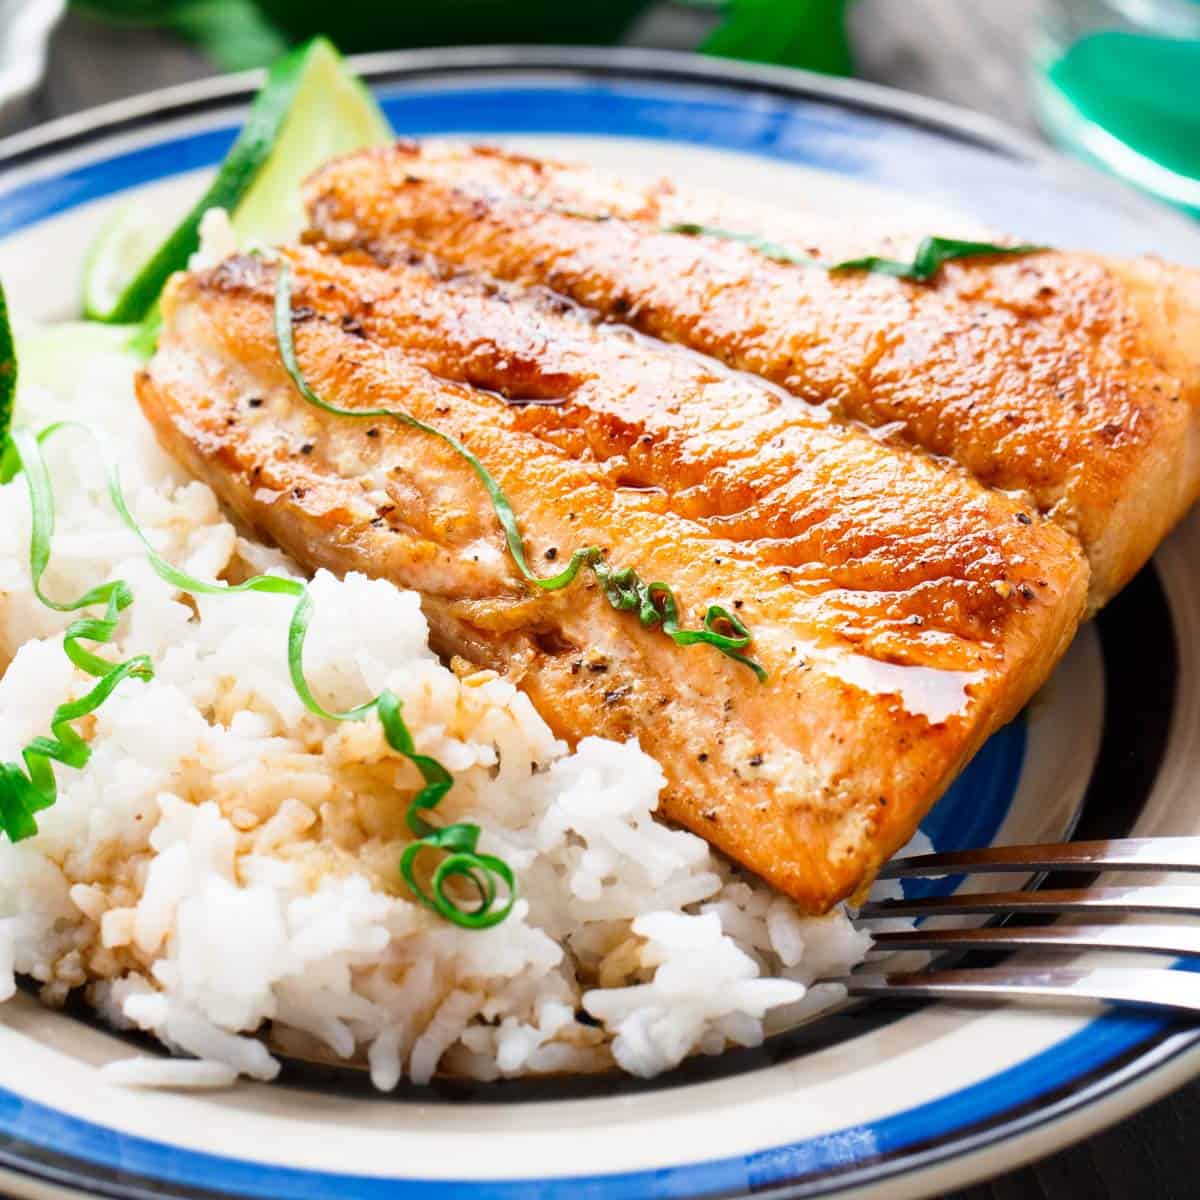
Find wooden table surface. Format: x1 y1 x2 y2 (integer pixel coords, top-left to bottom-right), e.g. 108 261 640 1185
12 3 1200 1198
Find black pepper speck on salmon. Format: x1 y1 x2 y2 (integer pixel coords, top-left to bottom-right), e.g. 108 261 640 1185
137 242 1086 912
304 142 1200 613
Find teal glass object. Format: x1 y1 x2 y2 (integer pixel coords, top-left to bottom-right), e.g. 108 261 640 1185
1031 0 1200 217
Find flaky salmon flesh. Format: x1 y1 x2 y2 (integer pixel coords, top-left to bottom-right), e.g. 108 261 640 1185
138 245 1087 913
305 143 1200 613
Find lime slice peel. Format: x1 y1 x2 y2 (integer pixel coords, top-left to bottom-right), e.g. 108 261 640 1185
83 37 392 328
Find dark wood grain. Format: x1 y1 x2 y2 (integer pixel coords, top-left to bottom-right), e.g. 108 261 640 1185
15 5 1200 1199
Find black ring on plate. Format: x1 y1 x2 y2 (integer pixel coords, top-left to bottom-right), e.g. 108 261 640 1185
3 562 1182 1200
0 46 1188 1200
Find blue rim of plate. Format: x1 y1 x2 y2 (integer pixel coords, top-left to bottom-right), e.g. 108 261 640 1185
0 44 1196 1200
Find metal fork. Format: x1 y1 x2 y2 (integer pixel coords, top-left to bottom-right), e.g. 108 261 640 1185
834 837 1200 1015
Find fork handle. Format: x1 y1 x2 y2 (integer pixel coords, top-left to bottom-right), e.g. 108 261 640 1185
858 883 1200 920
839 966 1200 1015
869 922 1200 958
877 836 1200 879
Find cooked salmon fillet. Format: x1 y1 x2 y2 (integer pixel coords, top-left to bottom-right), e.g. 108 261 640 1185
137 246 1087 912
303 143 1200 612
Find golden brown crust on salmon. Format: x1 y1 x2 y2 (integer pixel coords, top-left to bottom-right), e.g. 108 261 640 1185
303 143 1200 612
137 246 1087 912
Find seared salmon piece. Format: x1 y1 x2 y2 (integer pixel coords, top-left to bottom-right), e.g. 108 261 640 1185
304 143 1200 612
137 246 1086 912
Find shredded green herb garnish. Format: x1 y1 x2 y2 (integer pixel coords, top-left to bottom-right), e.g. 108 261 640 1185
272 259 766 681
272 259 593 593
826 236 1047 282
591 562 766 683
0 417 515 928
665 223 1045 282
0 426 154 841
665 222 812 264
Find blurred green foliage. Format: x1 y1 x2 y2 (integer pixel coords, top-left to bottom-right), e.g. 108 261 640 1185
703 0 852 74
70 0 854 75
72 0 287 68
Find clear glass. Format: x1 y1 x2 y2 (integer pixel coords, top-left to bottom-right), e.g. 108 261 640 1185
1031 0 1200 217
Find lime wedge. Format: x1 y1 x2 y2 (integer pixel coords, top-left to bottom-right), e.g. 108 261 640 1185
233 40 391 245
82 38 392 327
82 199 173 322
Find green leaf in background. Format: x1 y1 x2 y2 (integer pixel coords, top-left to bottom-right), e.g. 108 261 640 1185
159 0 287 71
254 0 651 54
701 0 853 75
72 0 856 77
72 0 287 70
72 0 653 66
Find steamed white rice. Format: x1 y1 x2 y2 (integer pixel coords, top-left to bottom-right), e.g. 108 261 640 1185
0 316 872 1089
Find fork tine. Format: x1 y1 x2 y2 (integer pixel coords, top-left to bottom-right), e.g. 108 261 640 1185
837 966 1200 1015
858 884 1200 920
869 923 1200 958
876 836 1200 879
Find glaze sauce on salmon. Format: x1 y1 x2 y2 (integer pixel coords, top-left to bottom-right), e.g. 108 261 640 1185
138 246 1086 911
304 143 1200 612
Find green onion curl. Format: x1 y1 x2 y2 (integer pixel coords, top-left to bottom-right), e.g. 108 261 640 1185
1 421 514 928
591 561 766 683
274 258 595 594
0 425 154 842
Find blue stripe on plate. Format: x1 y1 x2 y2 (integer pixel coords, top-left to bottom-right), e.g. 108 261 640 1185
376 80 886 173
0 127 235 239
0 79 987 239
0 1001 1169 1199
912 717 1026 899
0 75 1152 1200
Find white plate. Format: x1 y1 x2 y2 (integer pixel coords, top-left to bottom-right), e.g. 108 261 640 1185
0 46 1199 1200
